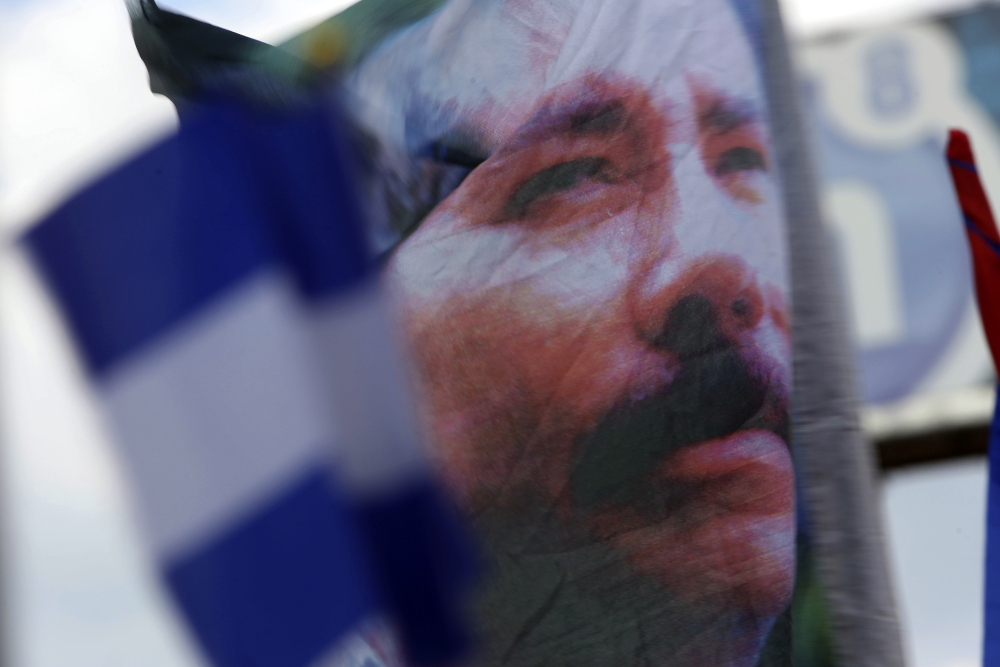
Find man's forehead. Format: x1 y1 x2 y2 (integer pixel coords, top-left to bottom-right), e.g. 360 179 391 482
349 0 763 151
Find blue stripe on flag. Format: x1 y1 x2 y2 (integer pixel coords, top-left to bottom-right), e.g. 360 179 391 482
237 100 373 300
166 465 376 667
950 156 979 173
354 479 477 665
24 100 374 378
24 126 273 377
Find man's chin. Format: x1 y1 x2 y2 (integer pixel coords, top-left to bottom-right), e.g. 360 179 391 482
591 429 796 618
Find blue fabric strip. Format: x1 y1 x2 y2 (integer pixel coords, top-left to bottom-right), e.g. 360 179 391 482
985 383 1000 666
728 0 764 65
964 213 1000 259
950 157 979 173
166 465 377 667
353 479 477 666
238 98 374 300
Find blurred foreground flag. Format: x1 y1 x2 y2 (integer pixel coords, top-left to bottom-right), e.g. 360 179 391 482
22 95 474 667
947 130 1000 666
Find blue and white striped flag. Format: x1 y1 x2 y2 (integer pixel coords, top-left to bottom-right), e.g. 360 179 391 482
23 94 474 667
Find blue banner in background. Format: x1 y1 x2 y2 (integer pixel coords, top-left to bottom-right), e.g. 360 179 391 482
800 12 1000 404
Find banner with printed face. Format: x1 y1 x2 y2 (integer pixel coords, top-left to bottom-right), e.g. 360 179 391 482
324 1 795 665
128 0 915 663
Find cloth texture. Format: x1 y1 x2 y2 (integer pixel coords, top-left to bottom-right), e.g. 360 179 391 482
120 1 904 665
758 2 906 666
23 94 475 667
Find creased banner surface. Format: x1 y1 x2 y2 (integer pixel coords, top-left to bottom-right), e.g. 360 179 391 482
333 0 795 664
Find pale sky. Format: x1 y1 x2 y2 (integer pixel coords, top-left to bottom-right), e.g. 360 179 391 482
0 0 989 666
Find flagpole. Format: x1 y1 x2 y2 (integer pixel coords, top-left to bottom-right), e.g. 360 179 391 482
758 1 907 665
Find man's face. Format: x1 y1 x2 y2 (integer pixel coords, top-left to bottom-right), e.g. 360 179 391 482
350 0 794 663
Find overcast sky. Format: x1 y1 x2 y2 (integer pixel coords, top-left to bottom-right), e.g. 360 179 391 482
0 0 991 666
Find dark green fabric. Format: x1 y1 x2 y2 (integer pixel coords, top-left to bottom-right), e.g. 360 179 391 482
127 0 448 105
127 0 313 106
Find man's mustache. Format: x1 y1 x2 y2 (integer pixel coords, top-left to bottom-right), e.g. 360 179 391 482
571 296 788 512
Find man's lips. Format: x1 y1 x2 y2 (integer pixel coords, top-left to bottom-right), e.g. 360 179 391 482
602 428 796 615
664 429 792 516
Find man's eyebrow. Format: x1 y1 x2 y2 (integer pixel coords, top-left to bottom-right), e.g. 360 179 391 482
698 98 756 134
509 97 629 146
566 100 626 135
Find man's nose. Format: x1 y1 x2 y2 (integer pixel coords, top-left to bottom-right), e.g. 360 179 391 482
640 256 764 356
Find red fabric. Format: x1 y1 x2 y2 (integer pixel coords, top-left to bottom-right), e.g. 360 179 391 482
947 129 1000 373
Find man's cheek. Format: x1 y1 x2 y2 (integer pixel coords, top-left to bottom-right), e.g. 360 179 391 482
388 221 525 305
404 293 567 454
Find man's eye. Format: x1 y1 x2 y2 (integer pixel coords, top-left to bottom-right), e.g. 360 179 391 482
505 157 611 218
424 141 488 169
714 147 765 176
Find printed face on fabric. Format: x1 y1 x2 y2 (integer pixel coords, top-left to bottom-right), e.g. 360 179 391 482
346 0 794 664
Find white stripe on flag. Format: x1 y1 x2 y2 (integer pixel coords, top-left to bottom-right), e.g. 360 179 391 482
310 281 428 497
101 270 334 561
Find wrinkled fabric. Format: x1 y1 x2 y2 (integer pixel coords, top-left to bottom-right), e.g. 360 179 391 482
24 94 475 667
335 2 796 665
125 0 904 664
